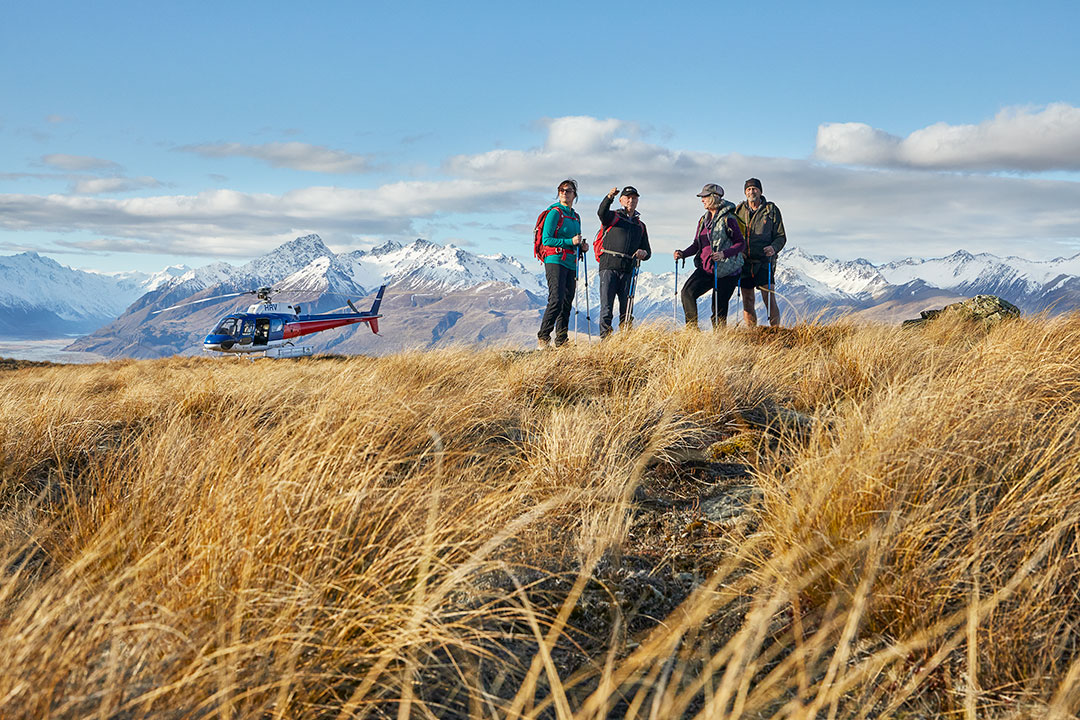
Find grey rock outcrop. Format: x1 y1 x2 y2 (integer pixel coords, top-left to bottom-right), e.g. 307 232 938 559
902 294 1021 328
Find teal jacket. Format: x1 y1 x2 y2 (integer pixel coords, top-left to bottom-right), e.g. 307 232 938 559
542 203 582 272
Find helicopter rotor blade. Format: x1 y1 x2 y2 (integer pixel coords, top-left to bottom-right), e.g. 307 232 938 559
290 290 383 299
149 286 379 315
151 290 254 314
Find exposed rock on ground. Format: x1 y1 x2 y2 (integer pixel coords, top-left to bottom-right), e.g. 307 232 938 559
902 294 1021 328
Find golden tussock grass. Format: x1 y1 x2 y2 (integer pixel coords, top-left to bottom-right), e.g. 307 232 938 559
1 317 1080 718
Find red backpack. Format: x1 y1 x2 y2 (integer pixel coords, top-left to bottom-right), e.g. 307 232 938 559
593 219 612 262
594 213 643 262
533 205 579 263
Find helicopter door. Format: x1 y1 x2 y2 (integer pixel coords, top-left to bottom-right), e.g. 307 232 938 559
253 318 270 346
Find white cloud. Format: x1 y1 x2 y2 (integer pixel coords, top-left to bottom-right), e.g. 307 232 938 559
814 123 901 166
179 141 373 174
3 116 1080 263
71 176 163 195
816 103 1080 171
41 154 121 172
0 182 505 256
543 116 627 153
0 172 62 182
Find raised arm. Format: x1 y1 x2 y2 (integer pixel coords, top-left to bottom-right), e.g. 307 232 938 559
597 188 618 225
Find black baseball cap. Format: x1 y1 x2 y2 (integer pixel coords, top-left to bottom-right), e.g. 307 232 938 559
620 186 639 197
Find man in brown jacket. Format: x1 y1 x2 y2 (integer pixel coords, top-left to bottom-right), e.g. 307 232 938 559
735 178 787 327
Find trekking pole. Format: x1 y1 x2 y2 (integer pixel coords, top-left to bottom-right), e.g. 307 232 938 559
712 256 719 330
573 252 580 338
627 259 640 330
673 256 679 328
583 249 592 341
766 259 775 326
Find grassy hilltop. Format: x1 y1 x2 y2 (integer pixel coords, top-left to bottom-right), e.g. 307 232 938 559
2 317 1080 719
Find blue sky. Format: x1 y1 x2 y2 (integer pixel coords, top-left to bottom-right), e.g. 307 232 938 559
2 0 1079 273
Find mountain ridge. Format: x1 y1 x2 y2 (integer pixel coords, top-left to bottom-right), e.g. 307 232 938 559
3 235 1079 352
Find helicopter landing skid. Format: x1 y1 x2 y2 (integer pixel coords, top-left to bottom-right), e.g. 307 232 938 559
263 346 314 359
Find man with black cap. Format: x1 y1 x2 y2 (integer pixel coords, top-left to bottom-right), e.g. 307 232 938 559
735 178 787 327
595 185 651 337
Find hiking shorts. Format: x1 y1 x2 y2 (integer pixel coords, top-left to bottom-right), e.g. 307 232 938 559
739 260 775 289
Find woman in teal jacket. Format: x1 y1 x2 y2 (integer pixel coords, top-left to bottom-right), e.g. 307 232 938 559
537 178 588 347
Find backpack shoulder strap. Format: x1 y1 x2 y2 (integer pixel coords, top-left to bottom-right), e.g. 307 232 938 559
536 204 578 263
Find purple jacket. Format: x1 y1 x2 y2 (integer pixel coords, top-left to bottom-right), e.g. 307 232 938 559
681 205 745 277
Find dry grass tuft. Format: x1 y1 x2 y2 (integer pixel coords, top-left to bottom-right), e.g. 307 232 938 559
2 316 1080 718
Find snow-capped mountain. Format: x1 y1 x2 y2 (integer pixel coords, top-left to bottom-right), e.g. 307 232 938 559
340 239 544 294
130 234 544 304
5 234 1080 355
142 234 351 297
105 265 192 294
780 248 889 297
878 250 1080 305
0 252 171 338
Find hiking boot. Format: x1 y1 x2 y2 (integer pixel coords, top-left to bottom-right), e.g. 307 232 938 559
537 337 551 349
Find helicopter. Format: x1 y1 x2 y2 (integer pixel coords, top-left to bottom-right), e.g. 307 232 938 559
153 284 385 357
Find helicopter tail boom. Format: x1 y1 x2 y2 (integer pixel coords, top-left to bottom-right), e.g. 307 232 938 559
369 285 386 315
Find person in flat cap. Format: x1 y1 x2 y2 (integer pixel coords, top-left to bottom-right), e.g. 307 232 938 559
595 185 651 337
735 178 787 327
673 183 746 329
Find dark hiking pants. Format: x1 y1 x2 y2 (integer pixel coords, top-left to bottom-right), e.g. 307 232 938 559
538 262 577 345
680 268 739 329
599 267 633 338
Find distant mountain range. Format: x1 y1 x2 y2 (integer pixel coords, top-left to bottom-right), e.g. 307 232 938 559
0 252 187 338
2 234 1079 357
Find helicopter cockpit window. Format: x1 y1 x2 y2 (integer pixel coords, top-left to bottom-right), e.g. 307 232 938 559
213 318 239 336
240 319 254 337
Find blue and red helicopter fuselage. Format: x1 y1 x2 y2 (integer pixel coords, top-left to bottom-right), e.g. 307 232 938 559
202 286 384 354
150 284 385 356
203 311 379 353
